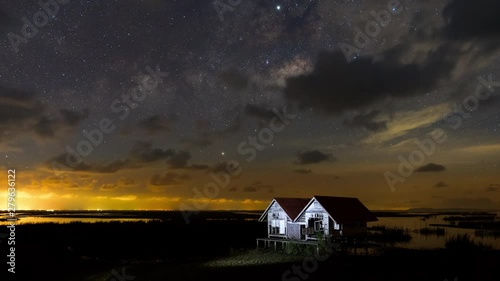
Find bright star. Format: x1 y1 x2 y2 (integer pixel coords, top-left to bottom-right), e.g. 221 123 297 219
221 152 225 156
276 5 281 10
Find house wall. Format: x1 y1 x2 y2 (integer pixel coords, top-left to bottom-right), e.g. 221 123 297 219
297 199 332 240
287 222 302 240
266 202 290 238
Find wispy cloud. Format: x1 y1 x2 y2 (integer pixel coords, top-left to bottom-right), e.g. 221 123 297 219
363 103 451 144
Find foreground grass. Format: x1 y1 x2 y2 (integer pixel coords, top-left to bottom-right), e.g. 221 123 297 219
78 248 500 281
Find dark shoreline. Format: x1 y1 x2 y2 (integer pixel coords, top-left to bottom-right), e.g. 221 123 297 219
2 216 499 281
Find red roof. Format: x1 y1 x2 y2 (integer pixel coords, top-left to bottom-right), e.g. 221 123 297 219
273 197 310 220
312 196 378 223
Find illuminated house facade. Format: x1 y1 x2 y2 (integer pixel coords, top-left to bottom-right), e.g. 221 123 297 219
259 196 378 241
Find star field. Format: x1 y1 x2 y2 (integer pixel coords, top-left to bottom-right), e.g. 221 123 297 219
0 0 499 210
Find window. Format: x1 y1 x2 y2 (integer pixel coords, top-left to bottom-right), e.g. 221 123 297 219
314 220 324 231
270 219 286 235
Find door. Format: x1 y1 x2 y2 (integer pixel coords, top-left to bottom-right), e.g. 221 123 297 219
300 225 306 240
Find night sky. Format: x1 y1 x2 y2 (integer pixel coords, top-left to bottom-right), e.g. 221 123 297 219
1 0 499 210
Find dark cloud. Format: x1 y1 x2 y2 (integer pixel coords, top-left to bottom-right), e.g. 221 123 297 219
221 114 242 134
189 164 210 170
118 177 136 186
227 186 238 192
0 86 88 141
243 181 274 193
442 197 498 209
149 172 190 186
137 115 170 134
416 163 446 172
293 168 312 174
284 46 456 114
442 0 500 41
48 153 134 173
59 109 90 126
47 141 203 173
179 137 213 149
100 184 119 191
343 110 387 132
244 104 276 122
433 181 450 188
128 141 174 163
486 184 500 192
210 162 231 173
34 117 56 138
0 9 17 32
167 150 191 169
296 150 335 165
243 186 258 192
0 87 42 128
219 69 249 90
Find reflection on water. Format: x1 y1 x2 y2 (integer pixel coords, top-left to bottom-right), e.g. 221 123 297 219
369 214 500 250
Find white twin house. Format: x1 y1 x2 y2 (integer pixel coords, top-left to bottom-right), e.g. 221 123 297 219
259 196 378 241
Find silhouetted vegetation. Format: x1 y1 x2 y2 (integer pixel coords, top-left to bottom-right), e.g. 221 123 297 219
367 226 411 243
443 215 496 221
445 234 492 251
418 227 445 236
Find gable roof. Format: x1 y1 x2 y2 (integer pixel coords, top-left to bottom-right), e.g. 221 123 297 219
295 196 378 223
258 197 310 221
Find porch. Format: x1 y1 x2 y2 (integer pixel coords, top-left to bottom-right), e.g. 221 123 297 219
256 238 339 254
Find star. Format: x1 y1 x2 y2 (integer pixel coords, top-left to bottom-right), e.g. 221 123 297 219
221 152 225 156
276 5 281 11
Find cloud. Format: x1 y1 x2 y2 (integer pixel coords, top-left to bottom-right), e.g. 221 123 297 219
100 184 119 191
118 177 136 186
243 186 258 192
486 184 500 192
244 104 276 122
0 87 42 134
442 0 500 42
293 168 312 174
242 181 274 193
167 150 191 169
343 110 387 132
46 141 203 174
149 172 191 186
433 181 450 188
137 115 170 134
458 144 500 154
219 69 249 90
442 197 498 209
48 153 134 173
60 108 90 126
34 117 56 138
180 137 213 149
284 48 454 115
295 150 335 165
416 163 446 172
128 141 174 163
209 161 241 174
189 164 210 170
0 86 89 142
362 103 451 144
0 9 17 32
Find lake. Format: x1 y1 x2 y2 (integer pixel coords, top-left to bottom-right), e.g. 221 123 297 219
368 211 500 250
2 210 499 249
